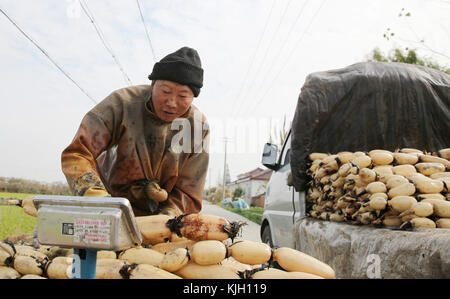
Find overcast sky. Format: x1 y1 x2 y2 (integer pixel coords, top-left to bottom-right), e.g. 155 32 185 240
0 0 449 186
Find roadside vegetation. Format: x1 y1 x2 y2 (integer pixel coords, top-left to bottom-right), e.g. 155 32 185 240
221 205 263 225
0 192 37 240
368 47 450 74
0 177 70 195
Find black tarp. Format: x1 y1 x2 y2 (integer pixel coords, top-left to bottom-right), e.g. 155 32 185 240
291 62 450 192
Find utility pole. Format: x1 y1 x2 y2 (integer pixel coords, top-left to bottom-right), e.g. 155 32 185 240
208 167 212 190
222 137 231 201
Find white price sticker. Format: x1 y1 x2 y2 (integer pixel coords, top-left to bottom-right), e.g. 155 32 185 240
73 219 111 245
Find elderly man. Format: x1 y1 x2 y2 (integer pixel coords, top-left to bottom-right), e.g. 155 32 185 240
61 47 209 217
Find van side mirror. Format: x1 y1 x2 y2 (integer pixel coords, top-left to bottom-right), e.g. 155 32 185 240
262 143 279 171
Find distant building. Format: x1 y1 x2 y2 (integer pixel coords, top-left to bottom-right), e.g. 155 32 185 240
228 167 272 206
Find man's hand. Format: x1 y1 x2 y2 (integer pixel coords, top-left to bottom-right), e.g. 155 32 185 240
133 179 168 213
145 181 168 203
84 186 111 197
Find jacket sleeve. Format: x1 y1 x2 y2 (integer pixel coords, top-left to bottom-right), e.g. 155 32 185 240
61 110 113 197
162 126 210 216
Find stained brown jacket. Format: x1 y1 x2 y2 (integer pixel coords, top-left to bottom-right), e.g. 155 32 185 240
61 85 209 216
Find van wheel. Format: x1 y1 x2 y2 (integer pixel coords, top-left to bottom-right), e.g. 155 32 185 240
261 224 273 248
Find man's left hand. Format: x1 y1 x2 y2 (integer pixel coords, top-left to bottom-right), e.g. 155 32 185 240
145 181 168 203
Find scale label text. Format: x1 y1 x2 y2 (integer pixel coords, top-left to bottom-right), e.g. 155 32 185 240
73 218 111 245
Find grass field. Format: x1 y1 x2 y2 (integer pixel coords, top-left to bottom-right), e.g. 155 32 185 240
0 192 37 240
221 206 264 225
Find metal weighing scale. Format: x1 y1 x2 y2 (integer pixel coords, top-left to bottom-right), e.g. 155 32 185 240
33 195 142 279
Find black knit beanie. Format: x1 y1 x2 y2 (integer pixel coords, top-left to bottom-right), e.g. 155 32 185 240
148 47 203 97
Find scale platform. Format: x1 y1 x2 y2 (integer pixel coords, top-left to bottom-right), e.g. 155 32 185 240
34 195 142 251
32 195 142 279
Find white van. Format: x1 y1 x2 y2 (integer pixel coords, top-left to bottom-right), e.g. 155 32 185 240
259 129 306 248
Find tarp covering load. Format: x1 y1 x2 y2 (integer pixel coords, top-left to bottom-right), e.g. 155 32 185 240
291 62 450 192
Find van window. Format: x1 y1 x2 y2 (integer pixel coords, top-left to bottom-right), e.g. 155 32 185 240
283 149 291 166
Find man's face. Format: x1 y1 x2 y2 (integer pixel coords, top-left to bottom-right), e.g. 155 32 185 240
151 80 194 122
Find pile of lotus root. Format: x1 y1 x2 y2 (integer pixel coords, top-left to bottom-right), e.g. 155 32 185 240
305 148 450 229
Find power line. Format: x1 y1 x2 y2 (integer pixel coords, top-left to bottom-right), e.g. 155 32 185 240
79 0 133 85
136 0 157 63
238 0 309 117
0 6 97 105
245 0 327 116
236 0 293 116
404 20 450 60
230 0 276 116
